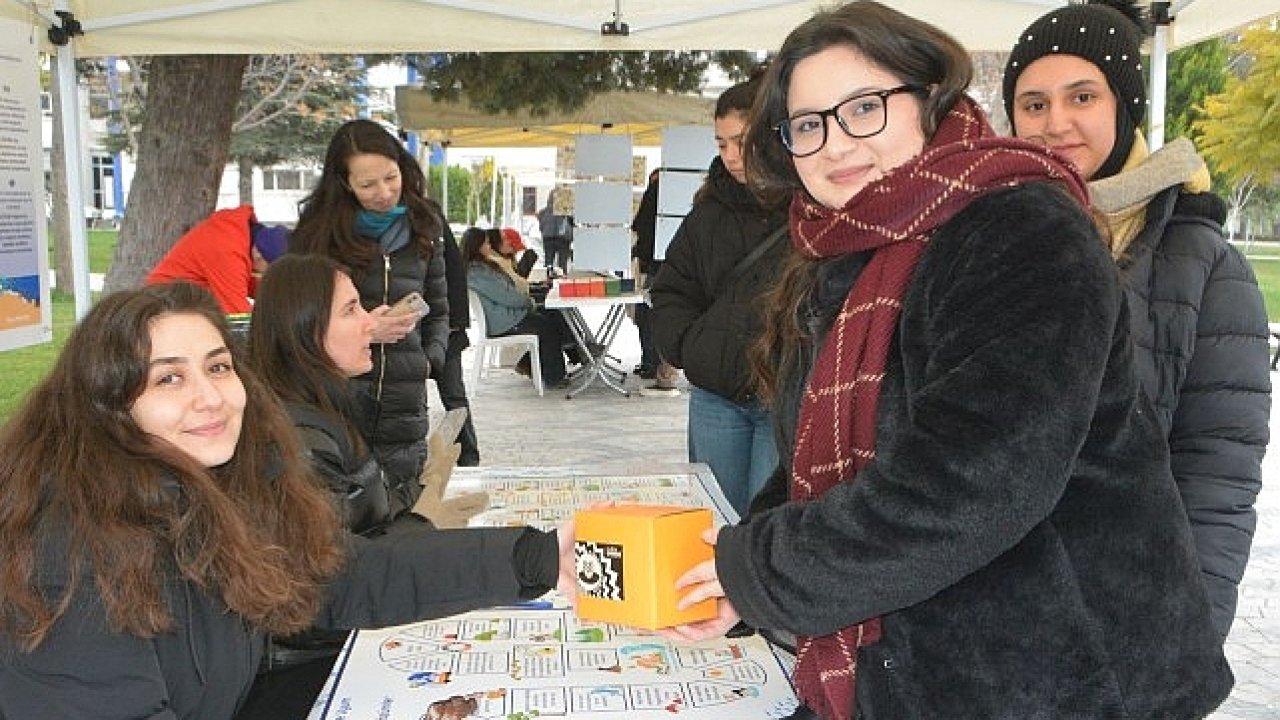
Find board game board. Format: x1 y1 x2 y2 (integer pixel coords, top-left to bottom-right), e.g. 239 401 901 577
307 467 799 719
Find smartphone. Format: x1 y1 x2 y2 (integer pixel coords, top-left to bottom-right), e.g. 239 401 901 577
389 291 429 319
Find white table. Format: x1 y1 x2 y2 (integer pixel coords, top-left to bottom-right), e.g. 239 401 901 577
543 287 647 398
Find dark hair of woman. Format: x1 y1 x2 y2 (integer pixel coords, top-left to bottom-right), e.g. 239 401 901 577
248 253 367 453
744 0 974 403
0 283 344 652
291 118 444 269
460 226 505 274
691 74 767 207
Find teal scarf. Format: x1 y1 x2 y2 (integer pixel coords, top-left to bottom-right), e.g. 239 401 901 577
354 205 407 239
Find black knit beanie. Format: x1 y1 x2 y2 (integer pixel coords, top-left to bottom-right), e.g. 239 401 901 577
1003 0 1149 178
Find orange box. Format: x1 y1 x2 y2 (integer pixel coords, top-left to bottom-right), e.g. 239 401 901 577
588 278 606 297
573 504 717 629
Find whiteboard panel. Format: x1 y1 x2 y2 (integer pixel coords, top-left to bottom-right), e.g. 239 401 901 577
574 135 633 178
656 169 704 216
661 125 716 171
572 226 632 274
655 215 687 261
573 182 633 225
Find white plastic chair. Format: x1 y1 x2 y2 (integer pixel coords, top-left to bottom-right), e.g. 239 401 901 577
467 289 543 396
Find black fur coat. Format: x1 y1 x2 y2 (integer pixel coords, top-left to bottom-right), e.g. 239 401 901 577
721 183 1231 719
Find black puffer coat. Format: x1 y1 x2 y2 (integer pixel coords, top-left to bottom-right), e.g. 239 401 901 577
725 184 1231 719
650 157 788 403
350 218 449 512
1120 186 1270 640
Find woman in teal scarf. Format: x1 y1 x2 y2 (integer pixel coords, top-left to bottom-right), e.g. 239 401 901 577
292 119 451 513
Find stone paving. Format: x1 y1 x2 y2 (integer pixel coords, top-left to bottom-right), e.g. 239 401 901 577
448 309 1280 718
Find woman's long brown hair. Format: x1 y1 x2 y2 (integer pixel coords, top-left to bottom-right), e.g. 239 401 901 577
0 283 345 651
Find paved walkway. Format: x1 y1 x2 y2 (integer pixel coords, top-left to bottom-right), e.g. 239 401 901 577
449 307 1279 718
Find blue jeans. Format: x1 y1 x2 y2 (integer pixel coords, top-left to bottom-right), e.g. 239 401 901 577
687 387 779 517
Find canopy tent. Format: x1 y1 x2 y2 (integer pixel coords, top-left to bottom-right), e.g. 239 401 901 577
3 0 1277 55
395 89 716 148
2 0 1277 319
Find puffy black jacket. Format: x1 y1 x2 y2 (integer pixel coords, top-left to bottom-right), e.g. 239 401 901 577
288 403 391 536
650 157 788 403
349 217 449 512
723 184 1230 719
1121 186 1270 640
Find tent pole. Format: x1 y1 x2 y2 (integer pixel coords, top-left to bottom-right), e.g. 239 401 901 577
52 2 92 319
1149 1 1172 150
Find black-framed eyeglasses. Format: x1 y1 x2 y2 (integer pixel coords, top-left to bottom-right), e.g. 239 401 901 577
775 85 926 158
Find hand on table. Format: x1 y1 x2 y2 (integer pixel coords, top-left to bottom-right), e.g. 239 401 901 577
369 304 419 344
659 526 742 643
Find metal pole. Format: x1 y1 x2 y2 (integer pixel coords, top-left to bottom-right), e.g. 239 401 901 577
1148 2 1172 150
53 3 91 319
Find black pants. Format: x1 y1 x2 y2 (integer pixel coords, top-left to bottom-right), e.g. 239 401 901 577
543 236 572 273
502 309 575 384
435 329 480 465
234 657 335 720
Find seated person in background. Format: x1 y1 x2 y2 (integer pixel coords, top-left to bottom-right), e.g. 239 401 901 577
145 204 289 314
500 227 540 279
0 281 573 720
462 227 581 386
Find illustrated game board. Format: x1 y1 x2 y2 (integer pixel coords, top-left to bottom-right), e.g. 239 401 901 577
307 467 799 719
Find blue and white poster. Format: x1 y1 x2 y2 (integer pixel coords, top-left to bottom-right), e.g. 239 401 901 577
0 15 50 351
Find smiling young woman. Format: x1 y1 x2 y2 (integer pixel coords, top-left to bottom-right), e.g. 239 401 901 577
585 2 1237 719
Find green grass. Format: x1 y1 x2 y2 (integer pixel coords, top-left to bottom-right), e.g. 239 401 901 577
0 292 77 423
48 228 118 273
87 229 118 272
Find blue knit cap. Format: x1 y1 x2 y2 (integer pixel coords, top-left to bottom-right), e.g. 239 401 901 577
250 223 290 262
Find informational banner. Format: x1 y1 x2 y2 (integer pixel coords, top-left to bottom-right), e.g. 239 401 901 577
0 16 51 351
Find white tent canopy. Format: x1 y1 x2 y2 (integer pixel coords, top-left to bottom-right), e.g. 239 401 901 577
396 89 716 147
3 0 1278 55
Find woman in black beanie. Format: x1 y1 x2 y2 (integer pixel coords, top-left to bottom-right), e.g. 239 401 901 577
1004 0 1270 643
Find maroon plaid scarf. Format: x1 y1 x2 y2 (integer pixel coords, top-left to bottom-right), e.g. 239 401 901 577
787 96 1088 720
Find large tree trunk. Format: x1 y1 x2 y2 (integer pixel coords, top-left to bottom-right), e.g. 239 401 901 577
103 55 249 292
47 54 75 296
237 156 254 205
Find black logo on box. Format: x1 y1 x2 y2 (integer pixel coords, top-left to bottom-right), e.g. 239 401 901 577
575 541 624 600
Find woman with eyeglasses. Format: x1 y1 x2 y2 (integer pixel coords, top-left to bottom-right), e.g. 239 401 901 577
650 2 1231 718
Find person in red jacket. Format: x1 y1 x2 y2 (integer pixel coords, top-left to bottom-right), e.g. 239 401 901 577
146 205 289 313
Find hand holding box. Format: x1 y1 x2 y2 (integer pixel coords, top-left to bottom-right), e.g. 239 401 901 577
573 504 717 630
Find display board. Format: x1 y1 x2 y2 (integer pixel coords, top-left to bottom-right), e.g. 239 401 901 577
573 135 634 275
0 15 51 350
308 468 800 720
655 126 716 260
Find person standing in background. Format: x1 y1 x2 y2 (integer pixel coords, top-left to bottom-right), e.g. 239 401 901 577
650 76 789 515
537 189 574 276
290 119 450 514
436 222 481 466
1004 0 1270 642
145 204 289 314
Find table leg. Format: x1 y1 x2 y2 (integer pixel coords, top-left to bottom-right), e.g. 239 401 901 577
555 305 632 398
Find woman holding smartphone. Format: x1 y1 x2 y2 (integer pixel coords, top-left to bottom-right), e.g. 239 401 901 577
291 119 451 514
